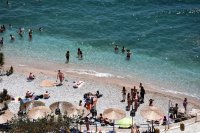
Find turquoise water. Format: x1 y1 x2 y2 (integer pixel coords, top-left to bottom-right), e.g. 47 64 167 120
0 0 200 98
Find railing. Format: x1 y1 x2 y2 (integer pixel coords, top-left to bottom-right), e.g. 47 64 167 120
72 123 151 133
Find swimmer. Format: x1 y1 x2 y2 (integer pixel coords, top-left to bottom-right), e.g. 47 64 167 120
122 46 126 53
65 51 70 63
114 45 118 53
18 28 23 38
9 24 12 29
79 50 83 59
77 48 81 58
0 37 3 46
10 34 15 41
39 27 43 32
126 49 131 60
29 29 33 40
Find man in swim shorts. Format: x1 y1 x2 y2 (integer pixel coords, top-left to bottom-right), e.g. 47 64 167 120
57 70 64 85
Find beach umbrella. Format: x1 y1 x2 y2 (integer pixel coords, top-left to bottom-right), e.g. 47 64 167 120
49 101 78 117
26 101 45 110
103 108 126 120
0 110 14 124
116 117 134 128
140 106 164 132
140 106 164 121
76 106 90 118
40 80 56 87
27 106 51 120
103 108 126 131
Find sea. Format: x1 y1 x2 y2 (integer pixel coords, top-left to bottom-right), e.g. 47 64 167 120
0 0 200 98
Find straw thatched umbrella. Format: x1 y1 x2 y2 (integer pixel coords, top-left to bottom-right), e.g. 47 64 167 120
24 101 45 111
27 106 51 120
0 110 14 124
49 101 78 117
103 108 126 131
76 106 90 118
140 106 164 132
103 108 126 120
140 106 164 121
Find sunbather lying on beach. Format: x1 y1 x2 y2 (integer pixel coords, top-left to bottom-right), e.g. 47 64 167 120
26 91 35 98
97 113 112 126
73 81 84 88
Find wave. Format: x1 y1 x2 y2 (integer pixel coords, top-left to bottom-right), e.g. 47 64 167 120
65 69 123 78
160 88 200 100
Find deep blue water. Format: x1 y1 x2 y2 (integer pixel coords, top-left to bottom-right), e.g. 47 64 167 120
0 0 200 98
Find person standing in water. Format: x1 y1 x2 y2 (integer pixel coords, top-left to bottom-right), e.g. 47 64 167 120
77 48 81 58
126 49 131 60
65 51 70 63
29 29 33 40
0 37 3 47
122 46 126 53
18 28 23 38
114 45 118 53
79 50 83 59
10 34 15 41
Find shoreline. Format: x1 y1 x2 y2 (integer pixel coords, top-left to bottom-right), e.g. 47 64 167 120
1 57 200 133
4 58 200 109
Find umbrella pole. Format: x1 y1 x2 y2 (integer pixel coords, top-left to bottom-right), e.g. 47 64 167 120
113 120 115 132
151 120 153 133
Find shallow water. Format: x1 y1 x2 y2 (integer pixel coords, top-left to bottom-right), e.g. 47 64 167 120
0 0 200 98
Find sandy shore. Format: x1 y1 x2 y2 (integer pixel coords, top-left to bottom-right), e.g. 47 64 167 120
1 59 200 132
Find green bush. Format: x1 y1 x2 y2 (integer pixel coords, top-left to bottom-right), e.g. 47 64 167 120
0 53 4 67
9 114 76 133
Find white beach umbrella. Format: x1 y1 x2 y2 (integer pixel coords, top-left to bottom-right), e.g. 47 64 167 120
49 101 79 117
103 108 126 120
140 106 164 121
76 106 90 118
140 106 164 132
27 106 51 120
103 108 126 131
0 110 14 124
26 101 45 110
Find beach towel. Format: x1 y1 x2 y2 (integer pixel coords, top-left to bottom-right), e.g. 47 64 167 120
73 81 84 88
40 80 56 87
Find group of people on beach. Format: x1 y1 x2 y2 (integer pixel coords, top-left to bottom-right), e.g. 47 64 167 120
27 69 65 86
17 90 50 115
114 45 132 60
121 83 146 112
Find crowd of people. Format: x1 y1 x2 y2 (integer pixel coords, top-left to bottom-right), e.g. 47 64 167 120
18 90 50 115
121 83 146 112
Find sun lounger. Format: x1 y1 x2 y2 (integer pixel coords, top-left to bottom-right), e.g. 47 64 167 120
73 81 84 88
